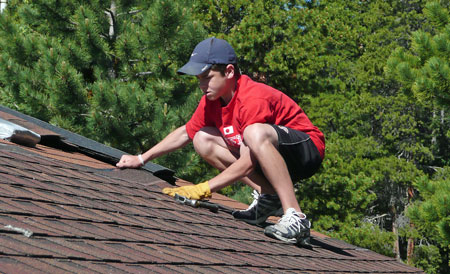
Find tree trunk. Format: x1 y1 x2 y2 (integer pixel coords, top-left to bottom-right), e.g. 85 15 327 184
392 206 401 261
406 186 415 264
108 0 116 40
407 224 415 264
0 0 7 13
432 110 437 145
106 0 116 79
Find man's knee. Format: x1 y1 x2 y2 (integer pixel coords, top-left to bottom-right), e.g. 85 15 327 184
243 123 278 151
193 127 223 156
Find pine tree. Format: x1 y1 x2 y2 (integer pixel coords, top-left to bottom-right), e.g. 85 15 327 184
386 2 450 272
0 1 90 132
407 169 450 274
0 0 209 178
387 2 450 108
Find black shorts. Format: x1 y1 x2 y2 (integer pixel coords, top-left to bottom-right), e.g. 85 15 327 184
270 124 322 181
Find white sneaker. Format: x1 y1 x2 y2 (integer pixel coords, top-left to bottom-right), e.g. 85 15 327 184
264 208 311 245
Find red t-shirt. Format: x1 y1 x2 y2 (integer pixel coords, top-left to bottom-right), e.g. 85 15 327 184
185 75 325 159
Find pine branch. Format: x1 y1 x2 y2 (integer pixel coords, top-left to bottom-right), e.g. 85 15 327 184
117 9 143 17
363 214 390 225
136 71 153 76
119 71 153 82
42 3 76 29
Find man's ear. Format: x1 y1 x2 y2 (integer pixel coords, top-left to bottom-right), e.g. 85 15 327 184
225 64 235 79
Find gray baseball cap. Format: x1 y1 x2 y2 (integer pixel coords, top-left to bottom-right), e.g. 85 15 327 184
177 37 237 75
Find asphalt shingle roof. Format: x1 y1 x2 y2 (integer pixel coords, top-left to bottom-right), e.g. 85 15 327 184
0 106 424 273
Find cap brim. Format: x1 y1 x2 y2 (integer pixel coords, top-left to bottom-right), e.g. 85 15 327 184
177 62 212 75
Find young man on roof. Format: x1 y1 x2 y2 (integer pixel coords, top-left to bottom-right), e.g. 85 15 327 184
116 37 325 245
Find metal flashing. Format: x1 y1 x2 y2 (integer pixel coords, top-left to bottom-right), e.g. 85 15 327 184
0 118 41 147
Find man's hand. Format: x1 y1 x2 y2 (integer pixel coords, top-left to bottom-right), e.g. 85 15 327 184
162 181 212 200
116 155 143 169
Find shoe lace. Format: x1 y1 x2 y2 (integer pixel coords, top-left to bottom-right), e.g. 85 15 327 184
246 190 260 210
278 211 308 230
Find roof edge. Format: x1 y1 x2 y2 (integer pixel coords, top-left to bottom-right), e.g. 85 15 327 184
0 105 175 183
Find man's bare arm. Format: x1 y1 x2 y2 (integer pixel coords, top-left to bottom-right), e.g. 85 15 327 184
116 125 191 168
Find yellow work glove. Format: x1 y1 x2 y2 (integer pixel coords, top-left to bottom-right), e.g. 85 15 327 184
162 181 212 200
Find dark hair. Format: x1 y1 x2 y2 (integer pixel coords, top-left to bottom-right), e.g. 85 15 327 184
210 63 240 77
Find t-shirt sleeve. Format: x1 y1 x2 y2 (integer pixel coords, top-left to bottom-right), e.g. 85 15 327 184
185 96 212 140
237 98 275 132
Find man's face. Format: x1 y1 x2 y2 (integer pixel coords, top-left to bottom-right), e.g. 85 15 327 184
197 69 230 102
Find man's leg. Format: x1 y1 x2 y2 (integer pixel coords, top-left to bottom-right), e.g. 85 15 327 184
192 127 275 194
193 127 283 225
243 123 313 245
242 123 302 213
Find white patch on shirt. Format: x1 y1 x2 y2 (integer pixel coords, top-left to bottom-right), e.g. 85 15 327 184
223 126 234 135
226 134 242 146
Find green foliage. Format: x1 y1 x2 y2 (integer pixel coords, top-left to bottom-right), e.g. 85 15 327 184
220 182 254 205
386 1 450 107
298 133 378 230
0 14 88 131
87 0 205 152
411 244 443 274
328 222 396 257
385 4 450 271
406 168 450 274
409 177 450 245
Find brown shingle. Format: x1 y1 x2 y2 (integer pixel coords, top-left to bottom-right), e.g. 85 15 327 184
0 109 424 273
